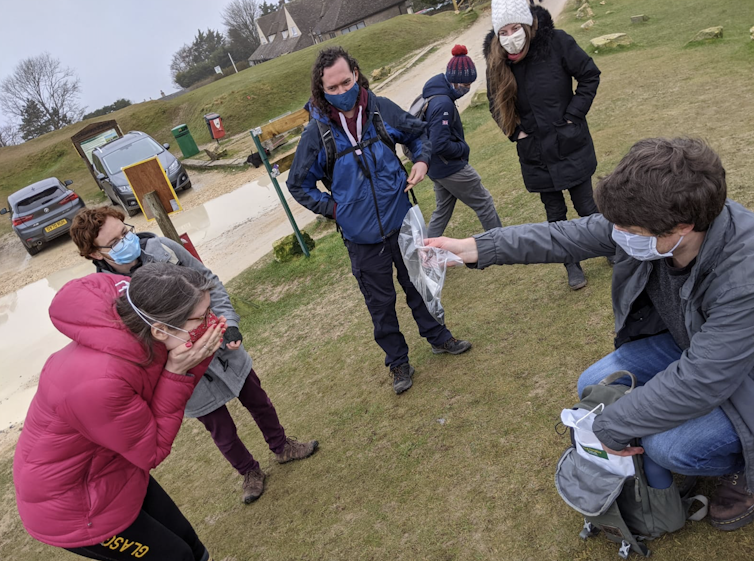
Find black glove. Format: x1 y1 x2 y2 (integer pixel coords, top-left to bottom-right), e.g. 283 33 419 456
223 326 243 345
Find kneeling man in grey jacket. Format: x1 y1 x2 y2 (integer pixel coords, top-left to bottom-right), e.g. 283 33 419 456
427 138 754 531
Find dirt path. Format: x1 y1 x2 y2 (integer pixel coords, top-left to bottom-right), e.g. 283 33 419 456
379 0 569 112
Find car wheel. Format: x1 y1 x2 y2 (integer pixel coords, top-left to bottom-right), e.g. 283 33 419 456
25 243 42 256
183 182 192 190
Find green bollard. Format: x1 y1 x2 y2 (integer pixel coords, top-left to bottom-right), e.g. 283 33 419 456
250 128 310 257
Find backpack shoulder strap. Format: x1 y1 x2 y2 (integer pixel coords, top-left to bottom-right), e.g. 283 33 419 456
372 108 419 206
371 109 396 155
315 119 336 191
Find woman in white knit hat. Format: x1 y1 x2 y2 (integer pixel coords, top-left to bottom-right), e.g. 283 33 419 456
483 0 607 290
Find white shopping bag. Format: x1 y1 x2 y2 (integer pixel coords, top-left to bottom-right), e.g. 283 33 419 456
561 406 635 478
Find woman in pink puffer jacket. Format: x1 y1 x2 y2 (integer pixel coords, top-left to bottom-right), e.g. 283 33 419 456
14 262 226 561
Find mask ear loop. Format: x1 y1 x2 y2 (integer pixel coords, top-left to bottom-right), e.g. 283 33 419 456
574 403 605 428
122 281 190 342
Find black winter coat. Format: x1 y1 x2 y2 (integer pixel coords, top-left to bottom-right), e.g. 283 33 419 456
483 6 600 193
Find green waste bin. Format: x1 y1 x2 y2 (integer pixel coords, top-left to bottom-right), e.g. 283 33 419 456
171 124 200 158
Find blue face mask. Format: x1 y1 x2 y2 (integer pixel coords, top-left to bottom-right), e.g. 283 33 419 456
108 231 142 264
612 227 684 261
325 77 359 112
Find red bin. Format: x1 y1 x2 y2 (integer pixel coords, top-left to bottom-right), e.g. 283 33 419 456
204 113 225 140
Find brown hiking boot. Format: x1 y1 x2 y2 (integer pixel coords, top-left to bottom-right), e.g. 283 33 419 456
275 437 319 464
241 467 266 504
710 471 754 531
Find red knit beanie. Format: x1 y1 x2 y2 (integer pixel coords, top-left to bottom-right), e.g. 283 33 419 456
445 45 477 84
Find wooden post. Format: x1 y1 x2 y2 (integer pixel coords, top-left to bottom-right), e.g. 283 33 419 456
143 191 181 244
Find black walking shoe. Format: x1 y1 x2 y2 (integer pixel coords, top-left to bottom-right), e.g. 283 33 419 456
390 363 415 394
605 254 616 267
565 262 587 290
431 337 472 355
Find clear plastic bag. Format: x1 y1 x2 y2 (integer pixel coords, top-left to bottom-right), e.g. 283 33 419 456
398 205 463 325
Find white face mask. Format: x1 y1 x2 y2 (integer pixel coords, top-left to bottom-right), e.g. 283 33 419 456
611 227 684 261
499 27 527 55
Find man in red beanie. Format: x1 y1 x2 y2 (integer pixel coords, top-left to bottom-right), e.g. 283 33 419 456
422 45 502 237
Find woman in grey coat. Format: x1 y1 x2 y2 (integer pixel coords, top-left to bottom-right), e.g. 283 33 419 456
70 206 318 504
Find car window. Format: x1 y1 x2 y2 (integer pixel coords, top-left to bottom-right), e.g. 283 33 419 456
17 187 64 212
92 154 103 174
102 137 164 175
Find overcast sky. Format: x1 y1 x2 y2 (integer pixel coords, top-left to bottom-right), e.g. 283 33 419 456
0 0 231 123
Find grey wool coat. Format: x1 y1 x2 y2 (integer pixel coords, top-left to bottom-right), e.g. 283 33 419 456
473 200 754 486
95 233 252 418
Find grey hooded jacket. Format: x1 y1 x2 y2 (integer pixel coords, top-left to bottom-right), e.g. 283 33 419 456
95 234 252 418
473 200 754 484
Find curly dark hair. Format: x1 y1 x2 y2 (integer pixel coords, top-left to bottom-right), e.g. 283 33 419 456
310 46 370 115
595 138 727 235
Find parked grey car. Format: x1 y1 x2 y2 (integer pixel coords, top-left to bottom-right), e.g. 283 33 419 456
1 178 86 255
90 131 191 217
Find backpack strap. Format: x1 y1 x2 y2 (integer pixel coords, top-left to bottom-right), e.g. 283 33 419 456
315 119 336 191
598 370 637 392
372 108 418 206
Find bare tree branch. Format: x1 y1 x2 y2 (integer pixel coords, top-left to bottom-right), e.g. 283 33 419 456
222 0 261 58
0 53 84 130
0 122 20 147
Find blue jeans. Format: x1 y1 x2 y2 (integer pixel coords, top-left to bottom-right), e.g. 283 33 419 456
578 333 744 477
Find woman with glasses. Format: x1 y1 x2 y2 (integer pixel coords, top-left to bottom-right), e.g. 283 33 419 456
14 263 225 560
70 207 318 504
483 0 604 290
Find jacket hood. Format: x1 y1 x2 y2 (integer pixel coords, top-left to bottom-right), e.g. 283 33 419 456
483 4 554 61
422 74 462 101
49 272 150 363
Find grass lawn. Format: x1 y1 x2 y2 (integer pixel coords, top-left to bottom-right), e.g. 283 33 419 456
0 10 476 236
2 0 754 559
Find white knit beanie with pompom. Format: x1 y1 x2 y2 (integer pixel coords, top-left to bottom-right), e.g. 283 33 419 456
491 0 533 35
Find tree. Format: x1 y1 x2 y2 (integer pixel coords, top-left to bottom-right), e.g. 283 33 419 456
259 1 278 15
0 53 84 131
170 29 229 88
19 100 53 141
82 99 132 120
222 0 261 60
0 123 20 147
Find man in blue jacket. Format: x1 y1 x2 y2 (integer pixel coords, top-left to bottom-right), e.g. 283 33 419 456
423 45 501 238
287 46 471 395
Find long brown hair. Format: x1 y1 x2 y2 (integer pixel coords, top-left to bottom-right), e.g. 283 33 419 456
310 46 370 116
116 262 216 362
487 20 537 137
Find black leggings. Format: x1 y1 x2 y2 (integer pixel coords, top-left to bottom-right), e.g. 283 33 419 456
538 178 598 223
66 477 208 561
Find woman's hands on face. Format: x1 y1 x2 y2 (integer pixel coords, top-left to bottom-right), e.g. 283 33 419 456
165 317 227 375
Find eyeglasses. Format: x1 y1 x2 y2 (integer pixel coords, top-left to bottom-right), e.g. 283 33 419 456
96 224 135 252
186 307 214 328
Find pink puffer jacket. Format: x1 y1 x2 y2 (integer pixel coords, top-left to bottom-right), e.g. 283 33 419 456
13 273 210 548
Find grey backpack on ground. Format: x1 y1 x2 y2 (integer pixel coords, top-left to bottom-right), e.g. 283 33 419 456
555 371 708 559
